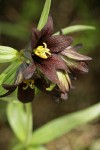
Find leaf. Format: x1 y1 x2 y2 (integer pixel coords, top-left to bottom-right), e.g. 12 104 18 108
7 102 27 142
27 146 47 150
7 102 32 142
30 103 100 145
0 95 18 102
55 25 96 35
0 46 19 63
12 144 47 150
0 60 21 95
37 0 51 31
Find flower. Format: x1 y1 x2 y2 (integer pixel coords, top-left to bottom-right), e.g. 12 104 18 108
0 62 37 103
0 16 92 103
23 16 92 100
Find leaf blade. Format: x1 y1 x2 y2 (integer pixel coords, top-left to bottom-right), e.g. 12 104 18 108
0 60 21 95
37 0 51 31
0 46 19 63
7 102 28 142
55 25 96 35
30 103 100 145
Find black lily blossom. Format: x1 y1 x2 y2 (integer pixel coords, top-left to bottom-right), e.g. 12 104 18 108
0 16 92 103
0 62 37 103
23 16 92 100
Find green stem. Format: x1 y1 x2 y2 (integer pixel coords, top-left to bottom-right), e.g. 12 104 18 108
25 102 33 145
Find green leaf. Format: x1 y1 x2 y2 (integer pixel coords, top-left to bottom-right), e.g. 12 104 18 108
0 95 18 102
55 25 96 35
12 144 47 150
30 103 100 145
0 60 21 95
0 46 19 63
37 0 51 31
25 103 33 143
7 102 32 142
27 146 47 150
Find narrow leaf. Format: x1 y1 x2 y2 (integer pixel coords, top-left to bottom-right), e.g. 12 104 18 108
27 146 47 150
0 46 19 62
7 102 32 142
30 103 100 145
25 103 33 143
37 0 51 31
12 144 47 150
55 25 96 35
7 102 27 142
0 60 21 95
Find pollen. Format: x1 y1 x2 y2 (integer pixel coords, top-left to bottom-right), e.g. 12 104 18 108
34 43 51 59
23 79 34 90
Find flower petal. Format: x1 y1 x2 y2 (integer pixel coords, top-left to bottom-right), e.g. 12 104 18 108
14 63 27 85
24 43 33 61
61 49 92 61
45 35 73 53
41 16 53 40
0 84 17 97
18 83 34 103
31 27 41 49
36 58 58 84
51 54 68 71
36 54 68 84
22 62 36 79
64 44 83 51
63 57 89 73
57 71 71 92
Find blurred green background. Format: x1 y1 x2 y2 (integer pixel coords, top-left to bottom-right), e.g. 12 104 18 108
0 0 100 150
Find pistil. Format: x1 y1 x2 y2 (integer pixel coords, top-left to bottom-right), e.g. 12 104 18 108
34 43 51 59
23 80 34 90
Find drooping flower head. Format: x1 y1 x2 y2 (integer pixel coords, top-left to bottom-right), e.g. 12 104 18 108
0 16 92 103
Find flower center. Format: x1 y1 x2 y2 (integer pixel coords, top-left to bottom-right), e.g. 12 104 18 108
34 43 51 59
23 79 34 90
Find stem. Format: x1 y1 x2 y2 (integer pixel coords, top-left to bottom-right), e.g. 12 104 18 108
25 102 33 144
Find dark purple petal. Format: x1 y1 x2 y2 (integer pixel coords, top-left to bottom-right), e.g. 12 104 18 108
36 58 58 84
65 59 89 73
22 62 36 79
61 49 92 61
45 35 73 53
18 83 34 103
14 63 27 85
52 54 68 71
24 43 33 61
35 78 50 91
78 62 89 73
2 84 17 90
64 44 83 52
36 54 68 84
0 84 17 98
41 16 53 40
31 27 41 49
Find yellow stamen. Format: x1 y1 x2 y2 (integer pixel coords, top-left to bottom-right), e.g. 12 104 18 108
34 43 51 59
23 80 34 90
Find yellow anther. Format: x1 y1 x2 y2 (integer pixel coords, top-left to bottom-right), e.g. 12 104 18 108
23 80 34 90
34 43 51 59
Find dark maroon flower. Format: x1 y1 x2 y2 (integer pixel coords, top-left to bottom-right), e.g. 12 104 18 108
23 16 92 100
0 16 92 102
0 62 36 103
